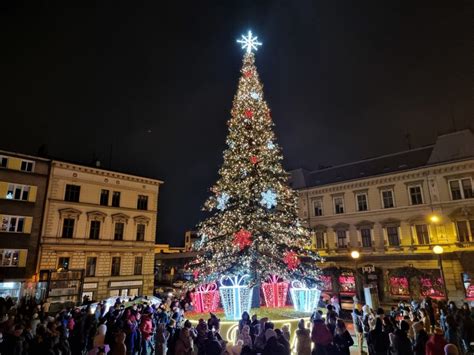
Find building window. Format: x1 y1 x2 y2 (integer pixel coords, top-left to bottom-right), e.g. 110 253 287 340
6 184 30 201
315 231 325 249
114 222 124 241
456 220 474 243
86 257 97 277
415 224 430 245
356 193 368 212
64 184 81 202
336 230 347 248
386 226 400 246
100 189 109 206
1 216 25 233
137 195 148 210
0 156 7 168
111 257 121 276
361 228 372 248
409 185 424 205
112 191 121 207
134 256 143 275
334 197 344 214
381 190 394 208
136 224 145 241
0 250 20 267
57 257 70 270
313 199 323 216
449 179 473 200
89 221 101 240
62 218 75 238
20 160 34 172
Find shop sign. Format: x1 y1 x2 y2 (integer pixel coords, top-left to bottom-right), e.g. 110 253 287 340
83 283 98 290
109 280 143 288
362 264 375 274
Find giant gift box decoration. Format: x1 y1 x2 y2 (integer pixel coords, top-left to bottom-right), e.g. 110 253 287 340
192 282 220 313
262 275 289 308
290 280 321 312
219 275 253 320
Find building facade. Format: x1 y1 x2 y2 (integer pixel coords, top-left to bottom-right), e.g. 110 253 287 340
38 160 162 302
292 130 474 304
0 150 50 299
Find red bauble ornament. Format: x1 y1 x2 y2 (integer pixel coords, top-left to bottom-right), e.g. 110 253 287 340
193 269 199 279
283 251 300 270
250 156 259 165
244 70 252 78
233 229 252 250
245 109 253 119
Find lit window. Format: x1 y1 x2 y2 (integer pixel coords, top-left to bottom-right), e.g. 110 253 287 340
409 185 423 205
6 184 29 201
381 190 394 208
356 193 368 211
0 216 25 233
1 250 20 267
334 197 344 214
57 257 69 270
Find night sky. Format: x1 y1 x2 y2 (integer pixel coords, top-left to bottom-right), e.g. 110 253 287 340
1 1 472 245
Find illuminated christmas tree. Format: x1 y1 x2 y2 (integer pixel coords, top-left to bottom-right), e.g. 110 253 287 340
189 32 321 305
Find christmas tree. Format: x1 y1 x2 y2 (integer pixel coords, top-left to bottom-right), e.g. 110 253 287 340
189 31 321 290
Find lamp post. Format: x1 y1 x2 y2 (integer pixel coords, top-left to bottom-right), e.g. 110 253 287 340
433 245 448 300
351 250 360 300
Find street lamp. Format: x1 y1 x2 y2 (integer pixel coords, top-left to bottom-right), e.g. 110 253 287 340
351 250 360 300
430 214 440 224
433 245 448 300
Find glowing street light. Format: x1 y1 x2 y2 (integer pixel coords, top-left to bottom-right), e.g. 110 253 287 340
430 214 440 223
433 245 448 299
351 250 360 259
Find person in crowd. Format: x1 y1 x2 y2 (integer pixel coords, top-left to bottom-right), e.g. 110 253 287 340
295 319 311 355
419 309 431 335
391 320 412 355
333 318 354 355
174 319 193 355
426 327 447 355
250 314 259 341
263 329 287 355
413 321 429 355
331 296 341 316
281 324 290 342
439 308 448 335
204 330 222 355
311 311 333 355
444 343 459 355
367 317 389 355
275 328 291 354
318 296 327 309
239 311 251 334
445 315 460 352
352 302 365 355
237 324 253 349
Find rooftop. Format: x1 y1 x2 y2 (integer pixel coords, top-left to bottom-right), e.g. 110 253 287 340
291 129 474 189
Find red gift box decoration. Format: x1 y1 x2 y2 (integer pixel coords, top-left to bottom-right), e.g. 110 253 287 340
192 282 220 313
262 275 289 308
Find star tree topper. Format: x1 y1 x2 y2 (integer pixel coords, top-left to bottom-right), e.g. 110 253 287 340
236 30 262 54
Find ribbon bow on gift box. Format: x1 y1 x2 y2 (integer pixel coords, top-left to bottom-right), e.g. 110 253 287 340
197 282 218 293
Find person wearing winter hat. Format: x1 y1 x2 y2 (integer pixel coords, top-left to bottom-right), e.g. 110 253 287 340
263 329 287 355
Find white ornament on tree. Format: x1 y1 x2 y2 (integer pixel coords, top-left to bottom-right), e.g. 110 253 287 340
250 91 260 100
267 141 275 150
260 189 277 209
217 193 230 211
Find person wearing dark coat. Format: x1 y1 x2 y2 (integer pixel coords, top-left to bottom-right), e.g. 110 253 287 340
332 319 354 355
390 320 413 355
203 331 222 355
311 312 333 355
367 318 389 355
413 321 429 355
275 328 291 354
262 329 287 355
239 312 251 334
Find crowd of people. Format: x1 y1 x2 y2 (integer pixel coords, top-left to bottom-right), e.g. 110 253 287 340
0 293 473 355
